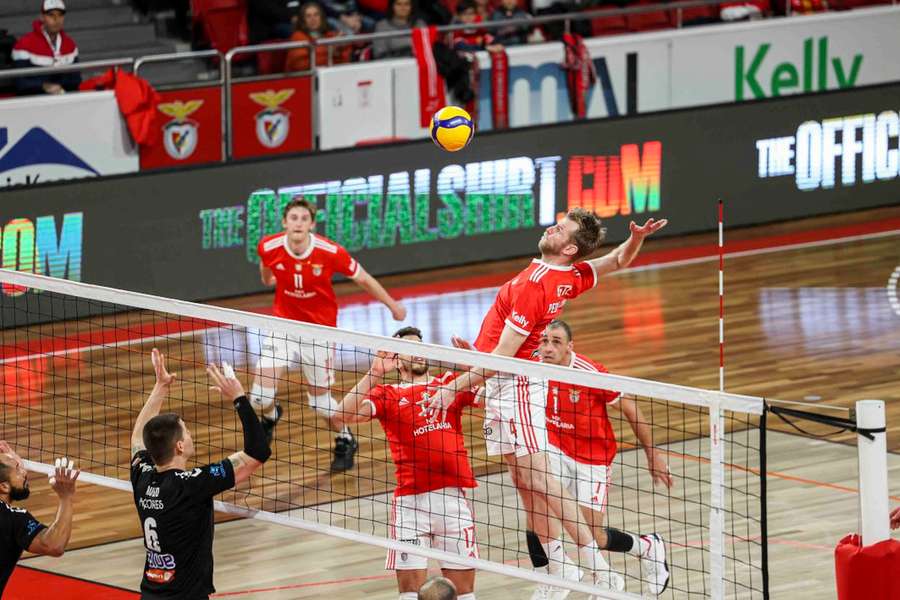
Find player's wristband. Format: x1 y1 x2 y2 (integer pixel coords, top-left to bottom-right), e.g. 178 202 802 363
234 395 272 463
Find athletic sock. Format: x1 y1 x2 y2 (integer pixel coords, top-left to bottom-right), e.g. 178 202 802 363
577 541 603 572
249 383 279 420
337 425 353 441
542 539 566 575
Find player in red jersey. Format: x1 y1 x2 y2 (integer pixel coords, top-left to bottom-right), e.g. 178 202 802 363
431 208 667 592
335 326 479 600
252 198 407 472
523 320 673 598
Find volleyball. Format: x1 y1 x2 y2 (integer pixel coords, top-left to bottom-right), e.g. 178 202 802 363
430 106 474 152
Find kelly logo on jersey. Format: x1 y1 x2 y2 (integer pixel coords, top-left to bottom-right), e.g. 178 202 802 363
511 310 530 329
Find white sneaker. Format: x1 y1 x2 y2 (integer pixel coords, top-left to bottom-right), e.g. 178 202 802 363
589 569 626 598
641 533 671 595
529 559 583 600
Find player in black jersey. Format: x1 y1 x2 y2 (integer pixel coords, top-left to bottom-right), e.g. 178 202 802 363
0 441 79 596
130 349 274 600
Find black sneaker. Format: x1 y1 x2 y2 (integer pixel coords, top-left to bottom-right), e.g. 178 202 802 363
261 403 283 446
330 434 358 472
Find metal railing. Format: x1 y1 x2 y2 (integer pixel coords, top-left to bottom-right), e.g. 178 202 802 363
224 40 314 159
0 57 133 81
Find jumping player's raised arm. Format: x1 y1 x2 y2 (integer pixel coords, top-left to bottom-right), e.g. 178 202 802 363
131 348 176 456
207 365 272 486
587 218 668 278
334 351 397 426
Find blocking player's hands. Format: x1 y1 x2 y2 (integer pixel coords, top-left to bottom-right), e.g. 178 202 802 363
390 302 408 322
48 457 80 500
646 448 674 489
891 506 900 530
420 385 456 423
208 363 246 402
151 348 177 389
370 350 399 377
450 335 474 351
0 441 23 467
630 218 668 239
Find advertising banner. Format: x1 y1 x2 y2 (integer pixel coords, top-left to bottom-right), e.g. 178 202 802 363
0 91 138 188
2 83 898 325
140 86 223 169
318 5 900 149
231 76 313 159
317 61 396 150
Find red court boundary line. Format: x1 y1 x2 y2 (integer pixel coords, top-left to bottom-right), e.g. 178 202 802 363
6 564 139 599
2 216 899 363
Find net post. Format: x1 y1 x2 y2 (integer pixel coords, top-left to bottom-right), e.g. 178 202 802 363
856 399 889 545
708 398 725 599
759 403 770 600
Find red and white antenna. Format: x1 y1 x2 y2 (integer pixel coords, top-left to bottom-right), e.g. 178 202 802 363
718 199 725 393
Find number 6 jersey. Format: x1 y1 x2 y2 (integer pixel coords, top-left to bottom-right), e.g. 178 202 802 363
130 450 235 599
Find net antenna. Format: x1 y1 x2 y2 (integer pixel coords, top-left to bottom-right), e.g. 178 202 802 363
1 268 769 599
709 199 727 598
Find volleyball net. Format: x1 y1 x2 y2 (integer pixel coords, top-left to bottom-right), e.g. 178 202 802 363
0 269 767 599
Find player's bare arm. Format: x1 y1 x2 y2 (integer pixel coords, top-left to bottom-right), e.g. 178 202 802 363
352 266 407 321
131 348 177 455
208 364 271 486
27 458 79 557
259 262 276 287
335 351 397 426
588 218 669 278
426 324 527 421
616 397 674 488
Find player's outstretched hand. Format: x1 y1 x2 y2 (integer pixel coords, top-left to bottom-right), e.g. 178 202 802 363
450 335 474 351
370 350 399 377
630 218 668 238
0 441 23 467
647 448 674 489
891 506 900 530
420 385 456 423
48 457 79 499
208 363 246 402
151 348 177 388
391 302 408 322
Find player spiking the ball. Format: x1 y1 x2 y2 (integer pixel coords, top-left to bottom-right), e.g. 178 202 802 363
253 197 407 472
430 210 668 593
335 327 480 600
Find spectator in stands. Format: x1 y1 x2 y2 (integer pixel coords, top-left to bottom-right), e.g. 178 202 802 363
285 1 352 71
12 0 80 95
474 0 493 20
490 0 531 46
248 0 295 44
371 0 425 59
452 0 504 52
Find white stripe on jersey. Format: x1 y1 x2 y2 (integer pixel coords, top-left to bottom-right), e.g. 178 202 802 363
529 265 549 283
573 357 600 372
262 233 286 252
313 237 339 254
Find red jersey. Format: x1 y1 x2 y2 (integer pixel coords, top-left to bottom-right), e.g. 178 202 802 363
364 372 477 496
474 259 597 358
257 232 360 327
546 353 620 466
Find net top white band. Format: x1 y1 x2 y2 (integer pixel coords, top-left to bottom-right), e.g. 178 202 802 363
1 269 765 415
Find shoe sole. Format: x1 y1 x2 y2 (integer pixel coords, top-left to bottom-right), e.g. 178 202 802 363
330 442 359 473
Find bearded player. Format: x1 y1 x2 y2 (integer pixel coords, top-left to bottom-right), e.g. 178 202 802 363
253 198 407 472
430 209 668 591
335 327 479 600
525 319 674 598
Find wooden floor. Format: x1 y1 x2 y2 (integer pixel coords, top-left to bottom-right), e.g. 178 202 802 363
2 205 900 598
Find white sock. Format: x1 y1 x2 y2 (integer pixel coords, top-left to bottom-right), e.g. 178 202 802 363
577 541 604 572
542 539 566 575
627 533 650 558
458 594 476 600
337 425 353 441
309 392 338 419
250 384 278 420
399 593 417 600
593 549 611 571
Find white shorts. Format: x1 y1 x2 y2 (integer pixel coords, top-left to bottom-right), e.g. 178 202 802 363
386 487 478 571
482 374 548 457
547 444 611 512
256 332 335 388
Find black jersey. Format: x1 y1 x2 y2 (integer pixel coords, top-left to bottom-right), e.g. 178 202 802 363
131 451 235 600
0 500 46 594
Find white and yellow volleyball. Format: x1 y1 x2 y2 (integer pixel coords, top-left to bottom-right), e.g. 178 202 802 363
430 106 475 152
